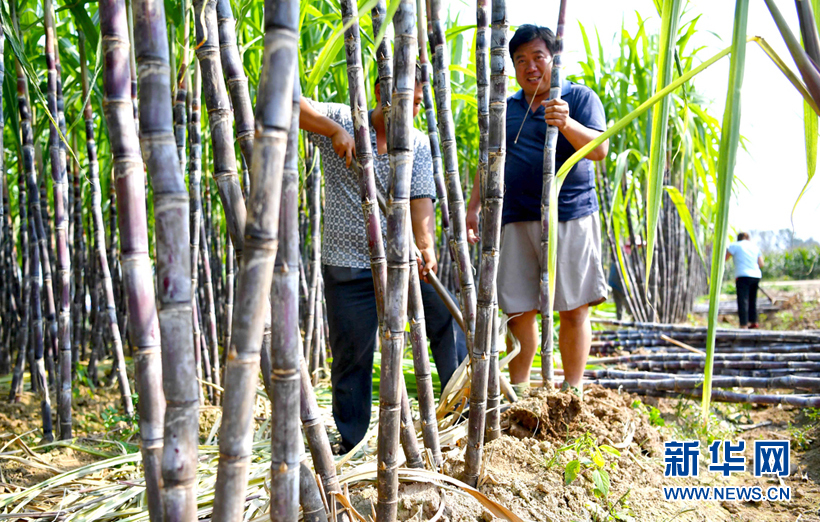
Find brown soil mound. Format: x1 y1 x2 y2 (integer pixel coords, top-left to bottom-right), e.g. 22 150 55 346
503 384 663 458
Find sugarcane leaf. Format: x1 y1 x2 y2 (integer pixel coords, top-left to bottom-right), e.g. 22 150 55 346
304 0 380 95
612 213 632 296
663 185 705 265
564 459 581 484
372 0 400 56
65 3 98 50
765 0 820 111
3 62 21 157
450 64 476 79
445 24 477 41
793 98 817 221
702 0 749 420
645 0 683 294
751 36 820 114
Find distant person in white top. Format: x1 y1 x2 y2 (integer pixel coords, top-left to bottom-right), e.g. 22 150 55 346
726 232 765 329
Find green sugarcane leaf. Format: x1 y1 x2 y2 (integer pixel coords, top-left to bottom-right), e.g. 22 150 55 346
645 0 682 295
702 0 749 420
305 0 380 95
450 64 476 79
752 36 820 115
564 459 581 484
66 4 98 50
793 99 817 221
612 212 632 297
445 24 477 41
663 185 705 265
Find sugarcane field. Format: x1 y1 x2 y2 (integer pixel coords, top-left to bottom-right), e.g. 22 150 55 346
3 0 820 520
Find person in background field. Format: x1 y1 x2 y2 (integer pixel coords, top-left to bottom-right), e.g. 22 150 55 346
466 24 609 398
726 232 764 329
298 68 467 454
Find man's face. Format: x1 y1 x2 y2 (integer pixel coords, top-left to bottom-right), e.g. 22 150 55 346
413 83 423 118
513 39 553 98
374 82 424 118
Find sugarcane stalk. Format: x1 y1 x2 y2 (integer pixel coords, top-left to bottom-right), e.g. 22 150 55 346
299 460 326 522
298 356 347 521
407 228 441 467
28 172 54 442
19 63 55 438
626 387 820 408
399 379 424 470
269 77 302 522
174 0 190 175
98 0 166 518
80 28 135 418
15 56 61 402
303 145 321 361
627 360 820 372
71 132 84 375
44 0 74 440
539 0 568 387
415 0 448 227
594 352 820 364
199 214 222 398
485 308 501 442
427 0 477 362
310 283 322 384
377 2 417 520
464 0 505 487
9 118 30 404
216 0 254 167
209 0 297 517
593 375 820 392
133 0 199 516
225 233 235 352
0 25 4 353
372 0 393 133
193 0 246 260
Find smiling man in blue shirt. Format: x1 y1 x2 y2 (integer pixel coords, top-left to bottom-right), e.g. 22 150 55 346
467 24 609 396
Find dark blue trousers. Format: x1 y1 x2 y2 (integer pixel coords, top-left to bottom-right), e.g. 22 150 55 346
322 264 467 452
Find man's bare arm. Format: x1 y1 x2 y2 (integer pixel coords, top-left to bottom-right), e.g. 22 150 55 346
299 97 355 167
542 98 609 161
410 197 437 281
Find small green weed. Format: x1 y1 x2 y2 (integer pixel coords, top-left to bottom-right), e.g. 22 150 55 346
547 432 634 520
631 399 666 427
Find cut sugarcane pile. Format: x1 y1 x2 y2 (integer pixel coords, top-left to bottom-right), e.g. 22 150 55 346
586 320 820 407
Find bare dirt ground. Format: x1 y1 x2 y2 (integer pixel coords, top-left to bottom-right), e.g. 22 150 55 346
2 283 819 521
345 385 820 522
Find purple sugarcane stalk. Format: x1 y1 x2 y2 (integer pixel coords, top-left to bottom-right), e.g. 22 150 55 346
98 0 166 519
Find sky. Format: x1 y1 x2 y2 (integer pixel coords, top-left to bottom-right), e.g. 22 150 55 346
450 0 820 242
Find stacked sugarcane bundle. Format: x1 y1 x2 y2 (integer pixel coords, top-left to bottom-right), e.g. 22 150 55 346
581 320 820 407
590 320 820 355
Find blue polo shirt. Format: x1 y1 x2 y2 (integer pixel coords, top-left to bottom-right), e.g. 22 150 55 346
503 80 607 224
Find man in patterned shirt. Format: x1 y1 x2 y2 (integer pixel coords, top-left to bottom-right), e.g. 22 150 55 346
299 70 467 453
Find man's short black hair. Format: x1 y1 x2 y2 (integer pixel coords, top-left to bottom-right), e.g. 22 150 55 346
509 24 557 59
374 62 424 90
738 232 749 241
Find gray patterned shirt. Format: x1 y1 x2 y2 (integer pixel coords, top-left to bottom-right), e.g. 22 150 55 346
307 100 436 269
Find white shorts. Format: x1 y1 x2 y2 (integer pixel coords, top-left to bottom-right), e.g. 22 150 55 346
497 214 608 313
